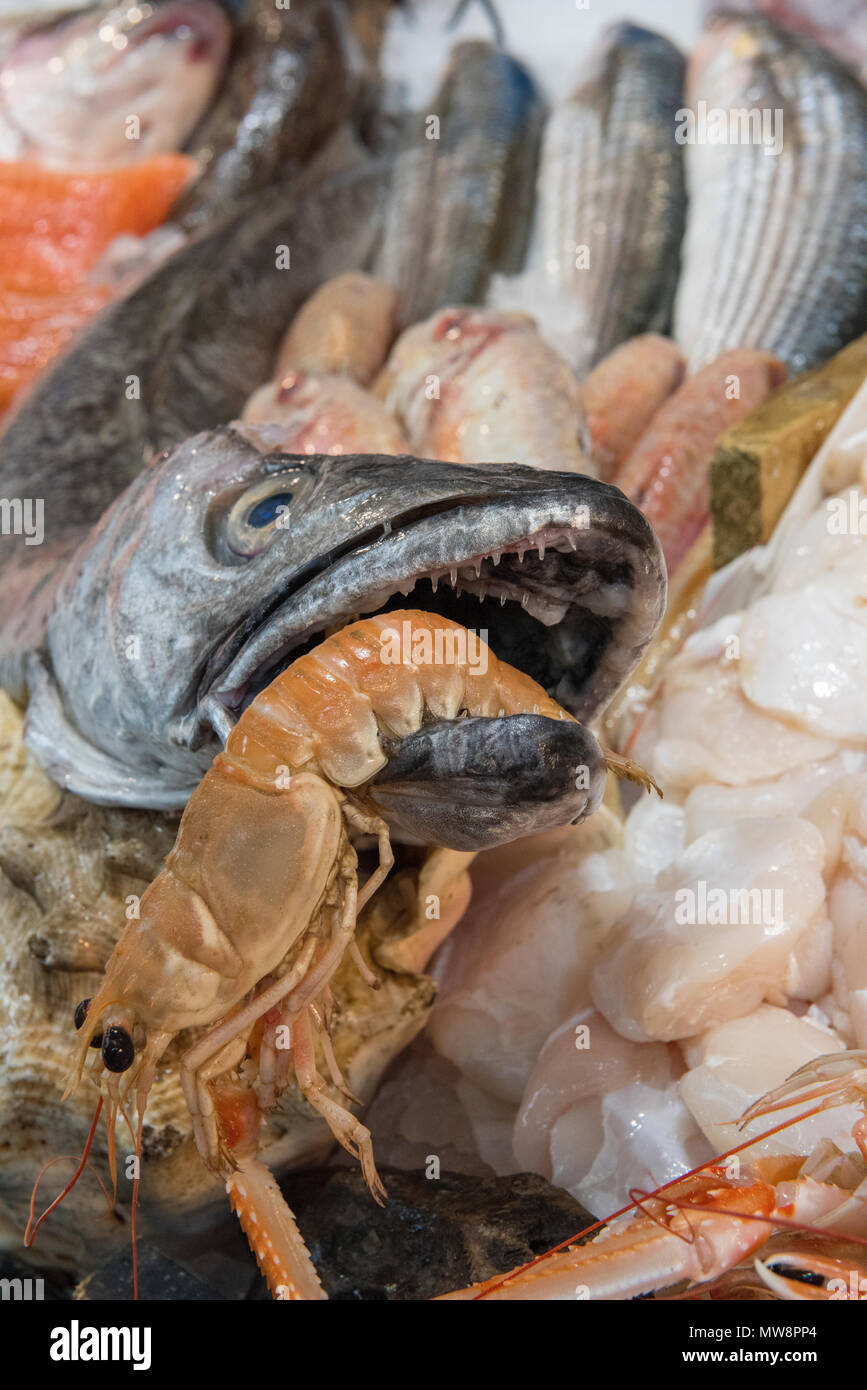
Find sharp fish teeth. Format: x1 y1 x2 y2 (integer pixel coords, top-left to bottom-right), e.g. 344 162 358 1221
431 575 439 593
474 563 481 579
492 550 501 565
538 543 545 560
450 568 457 585
521 593 529 608
500 594 506 605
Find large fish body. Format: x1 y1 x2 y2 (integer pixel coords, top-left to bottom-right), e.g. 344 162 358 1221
0 160 389 696
674 14 867 373
24 434 665 808
374 40 545 329
0 1 230 168
173 0 351 228
489 23 686 377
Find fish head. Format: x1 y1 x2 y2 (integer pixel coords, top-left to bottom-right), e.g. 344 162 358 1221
27 427 666 808
0 1 230 167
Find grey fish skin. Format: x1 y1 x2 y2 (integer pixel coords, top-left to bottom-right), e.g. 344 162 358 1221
374 40 545 330
24 437 665 809
492 23 686 376
0 160 388 697
674 14 867 374
174 0 351 229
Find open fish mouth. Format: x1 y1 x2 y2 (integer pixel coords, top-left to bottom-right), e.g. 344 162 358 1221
199 467 666 746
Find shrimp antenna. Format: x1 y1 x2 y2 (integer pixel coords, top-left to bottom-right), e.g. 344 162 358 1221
25 1096 104 1249
130 1107 145 1300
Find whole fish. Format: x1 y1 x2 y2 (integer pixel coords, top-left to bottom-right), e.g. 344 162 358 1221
241 370 409 455
374 40 545 329
24 435 665 807
173 0 351 229
489 23 686 377
0 159 389 697
376 306 591 474
673 14 867 373
0 2 230 168
276 272 398 386
615 348 787 574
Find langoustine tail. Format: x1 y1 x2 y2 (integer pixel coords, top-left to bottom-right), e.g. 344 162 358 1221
227 1158 327 1301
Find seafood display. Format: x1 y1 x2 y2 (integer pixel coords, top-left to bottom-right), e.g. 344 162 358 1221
24 437 664 805
0 161 388 697
2 0 867 1318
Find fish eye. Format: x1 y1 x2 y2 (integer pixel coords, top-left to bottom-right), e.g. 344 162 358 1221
224 468 313 558
74 997 103 1048
247 491 295 528
102 1026 135 1073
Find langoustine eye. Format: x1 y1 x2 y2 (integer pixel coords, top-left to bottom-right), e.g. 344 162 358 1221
73 997 102 1048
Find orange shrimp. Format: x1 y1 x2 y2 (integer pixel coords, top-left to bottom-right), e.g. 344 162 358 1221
26 612 657 1298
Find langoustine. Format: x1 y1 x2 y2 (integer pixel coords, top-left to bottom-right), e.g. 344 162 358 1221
440 1051 867 1300
25 612 658 1296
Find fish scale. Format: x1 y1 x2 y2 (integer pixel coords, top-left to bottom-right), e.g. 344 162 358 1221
375 41 544 331
674 14 867 373
490 23 686 377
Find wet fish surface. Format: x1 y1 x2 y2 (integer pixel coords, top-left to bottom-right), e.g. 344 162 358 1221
0 1 230 168
489 23 686 376
0 159 389 695
275 272 398 386
376 306 591 474
578 334 686 483
615 348 787 574
374 40 545 329
173 0 351 228
674 14 867 374
241 370 409 455
24 436 665 807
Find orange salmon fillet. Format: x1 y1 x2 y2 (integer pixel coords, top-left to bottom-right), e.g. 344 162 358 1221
0 155 194 413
